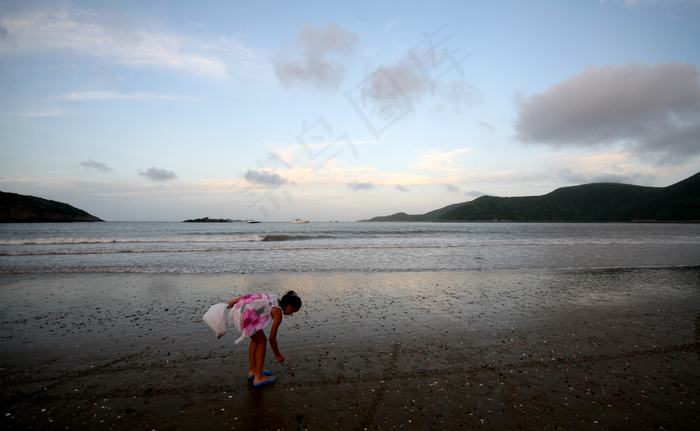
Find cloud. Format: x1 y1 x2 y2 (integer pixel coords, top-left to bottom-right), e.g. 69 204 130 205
273 23 358 91
81 159 112 172
5 109 65 117
347 180 375 191
244 169 288 187
381 57 429 101
140 167 177 182
445 183 460 193
353 57 425 122
514 62 700 164
434 81 482 113
414 148 471 173
354 43 473 119
395 184 410 192
0 8 226 77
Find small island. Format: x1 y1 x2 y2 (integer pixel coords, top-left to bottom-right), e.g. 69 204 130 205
183 217 237 223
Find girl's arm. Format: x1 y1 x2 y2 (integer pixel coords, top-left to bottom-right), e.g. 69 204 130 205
268 307 284 363
226 297 244 308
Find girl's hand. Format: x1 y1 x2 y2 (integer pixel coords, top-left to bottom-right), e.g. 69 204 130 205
276 354 285 363
226 297 243 309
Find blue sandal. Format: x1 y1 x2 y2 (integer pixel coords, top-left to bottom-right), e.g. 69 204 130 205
252 377 276 387
248 370 273 379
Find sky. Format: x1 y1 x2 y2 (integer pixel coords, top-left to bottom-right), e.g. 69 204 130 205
1 0 699 222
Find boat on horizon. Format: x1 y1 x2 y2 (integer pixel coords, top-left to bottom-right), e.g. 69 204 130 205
245 220 261 223
292 218 309 224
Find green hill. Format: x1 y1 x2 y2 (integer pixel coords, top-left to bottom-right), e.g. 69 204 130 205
0 191 104 223
363 172 700 222
364 202 464 222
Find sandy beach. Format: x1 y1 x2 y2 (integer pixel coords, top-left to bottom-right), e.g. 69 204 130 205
1 267 698 430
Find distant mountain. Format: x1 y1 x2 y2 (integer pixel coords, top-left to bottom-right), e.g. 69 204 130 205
0 191 104 223
363 172 700 222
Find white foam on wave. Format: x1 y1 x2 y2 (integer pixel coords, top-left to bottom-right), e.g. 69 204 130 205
0 235 266 246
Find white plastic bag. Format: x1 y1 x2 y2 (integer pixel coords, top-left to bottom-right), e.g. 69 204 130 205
202 303 229 339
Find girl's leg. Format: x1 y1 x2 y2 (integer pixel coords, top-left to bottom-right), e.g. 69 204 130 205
250 330 271 384
248 336 257 377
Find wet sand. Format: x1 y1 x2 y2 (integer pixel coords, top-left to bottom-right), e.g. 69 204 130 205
1 267 698 430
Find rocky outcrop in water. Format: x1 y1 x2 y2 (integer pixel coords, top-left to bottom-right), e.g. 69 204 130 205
183 217 236 223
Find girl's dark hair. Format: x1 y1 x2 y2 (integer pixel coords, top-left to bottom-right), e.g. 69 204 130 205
279 290 302 309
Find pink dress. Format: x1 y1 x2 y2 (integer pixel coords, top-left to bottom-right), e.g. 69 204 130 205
228 293 281 344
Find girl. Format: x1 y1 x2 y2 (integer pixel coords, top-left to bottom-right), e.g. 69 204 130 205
226 291 302 386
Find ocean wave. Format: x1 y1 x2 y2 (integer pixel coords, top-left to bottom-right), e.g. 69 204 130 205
1 223 698 274
1 239 696 257
0 242 454 256
0 233 340 246
0 235 266 246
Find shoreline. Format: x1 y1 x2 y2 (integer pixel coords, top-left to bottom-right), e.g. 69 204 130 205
1 267 698 430
2 262 699 276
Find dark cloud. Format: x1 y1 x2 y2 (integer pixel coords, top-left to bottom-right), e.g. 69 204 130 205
357 55 477 121
244 169 288 187
514 62 700 164
395 184 410 192
81 159 112 172
140 167 177 182
347 180 375 191
353 58 426 124
381 57 429 101
273 23 358 91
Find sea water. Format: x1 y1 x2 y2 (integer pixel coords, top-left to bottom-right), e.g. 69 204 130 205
0 222 698 274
